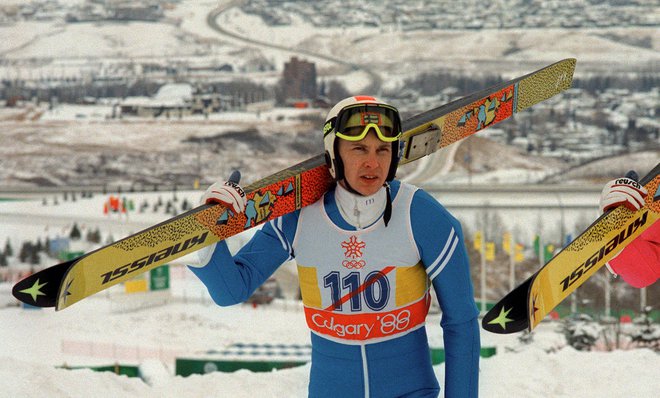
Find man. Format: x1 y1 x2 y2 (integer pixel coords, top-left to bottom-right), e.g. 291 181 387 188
189 96 480 397
600 175 659 288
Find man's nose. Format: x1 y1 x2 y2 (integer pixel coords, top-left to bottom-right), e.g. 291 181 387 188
363 151 379 168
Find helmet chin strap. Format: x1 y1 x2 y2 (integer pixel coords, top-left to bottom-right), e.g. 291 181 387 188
339 179 393 227
383 183 392 227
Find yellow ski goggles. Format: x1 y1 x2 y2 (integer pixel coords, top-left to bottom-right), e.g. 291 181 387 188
332 104 402 142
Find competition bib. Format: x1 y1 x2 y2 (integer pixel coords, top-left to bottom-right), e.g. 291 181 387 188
293 183 431 344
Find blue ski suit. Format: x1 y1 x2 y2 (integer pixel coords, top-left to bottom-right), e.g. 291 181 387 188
190 180 480 397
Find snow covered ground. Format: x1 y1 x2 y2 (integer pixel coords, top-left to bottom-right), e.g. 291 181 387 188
1 278 659 397
1 185 659 398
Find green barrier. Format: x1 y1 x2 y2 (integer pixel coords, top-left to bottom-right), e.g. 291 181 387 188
474 300 496 311
430 347 497 365
430 348 445 365
59 250 85 262
480 346 497 358
59 364 140 378
175 358 307 376
177 344 499 375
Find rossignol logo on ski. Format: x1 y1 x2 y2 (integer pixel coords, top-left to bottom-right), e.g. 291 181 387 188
100 232 209 284
560 211 649 292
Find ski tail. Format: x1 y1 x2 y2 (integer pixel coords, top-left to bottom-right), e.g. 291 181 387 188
11 260 76 307
482 277 534 334
484 162 660 334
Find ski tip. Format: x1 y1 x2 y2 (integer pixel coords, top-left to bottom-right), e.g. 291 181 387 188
481 278 535 334
11 261 75 308
481 303 530 334
13 275 57 308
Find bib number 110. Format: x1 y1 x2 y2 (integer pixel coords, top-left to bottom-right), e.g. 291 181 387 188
323 271 390 312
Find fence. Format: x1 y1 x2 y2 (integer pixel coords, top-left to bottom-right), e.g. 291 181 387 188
61 339 185 363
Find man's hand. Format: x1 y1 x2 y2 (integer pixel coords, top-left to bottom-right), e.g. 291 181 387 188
201 171 247 214
599 172 647 213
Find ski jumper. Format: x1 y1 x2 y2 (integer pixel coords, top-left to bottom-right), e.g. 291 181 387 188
609 222 660 288
189 180 480 397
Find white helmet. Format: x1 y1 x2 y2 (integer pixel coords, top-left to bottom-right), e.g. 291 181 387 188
323 95 402 182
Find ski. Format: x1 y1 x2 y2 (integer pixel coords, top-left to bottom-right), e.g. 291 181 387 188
483 162 660 334
12 58 576 311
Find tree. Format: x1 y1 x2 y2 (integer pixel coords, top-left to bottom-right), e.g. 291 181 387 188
29 249 40 266
70 223 82 240
19 242 33 263
181 198 191 212
4 239 13 257
86 228 101 244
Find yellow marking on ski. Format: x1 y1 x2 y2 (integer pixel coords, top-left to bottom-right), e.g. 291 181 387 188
488 306 514 330
20 279 47 302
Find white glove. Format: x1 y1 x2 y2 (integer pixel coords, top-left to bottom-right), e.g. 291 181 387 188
201 180 247 214
599 175 647 213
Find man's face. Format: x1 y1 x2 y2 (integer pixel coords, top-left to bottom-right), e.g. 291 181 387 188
337 131 392 196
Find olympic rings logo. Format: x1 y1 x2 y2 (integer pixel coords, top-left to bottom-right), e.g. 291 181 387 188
342 260 366 269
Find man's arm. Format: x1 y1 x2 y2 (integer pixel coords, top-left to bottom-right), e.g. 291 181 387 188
411 189 480 397
189 214 297 306
432 242 480 398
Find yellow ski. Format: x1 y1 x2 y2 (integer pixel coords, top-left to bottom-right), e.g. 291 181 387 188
483 163 660 334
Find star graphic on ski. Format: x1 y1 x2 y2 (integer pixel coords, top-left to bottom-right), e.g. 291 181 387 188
531 294 540 322
59 279 74 305
529 294 539 322
19 279 47 303
487 306 514 330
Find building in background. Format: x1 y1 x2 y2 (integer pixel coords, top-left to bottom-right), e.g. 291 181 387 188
280 57 317 106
